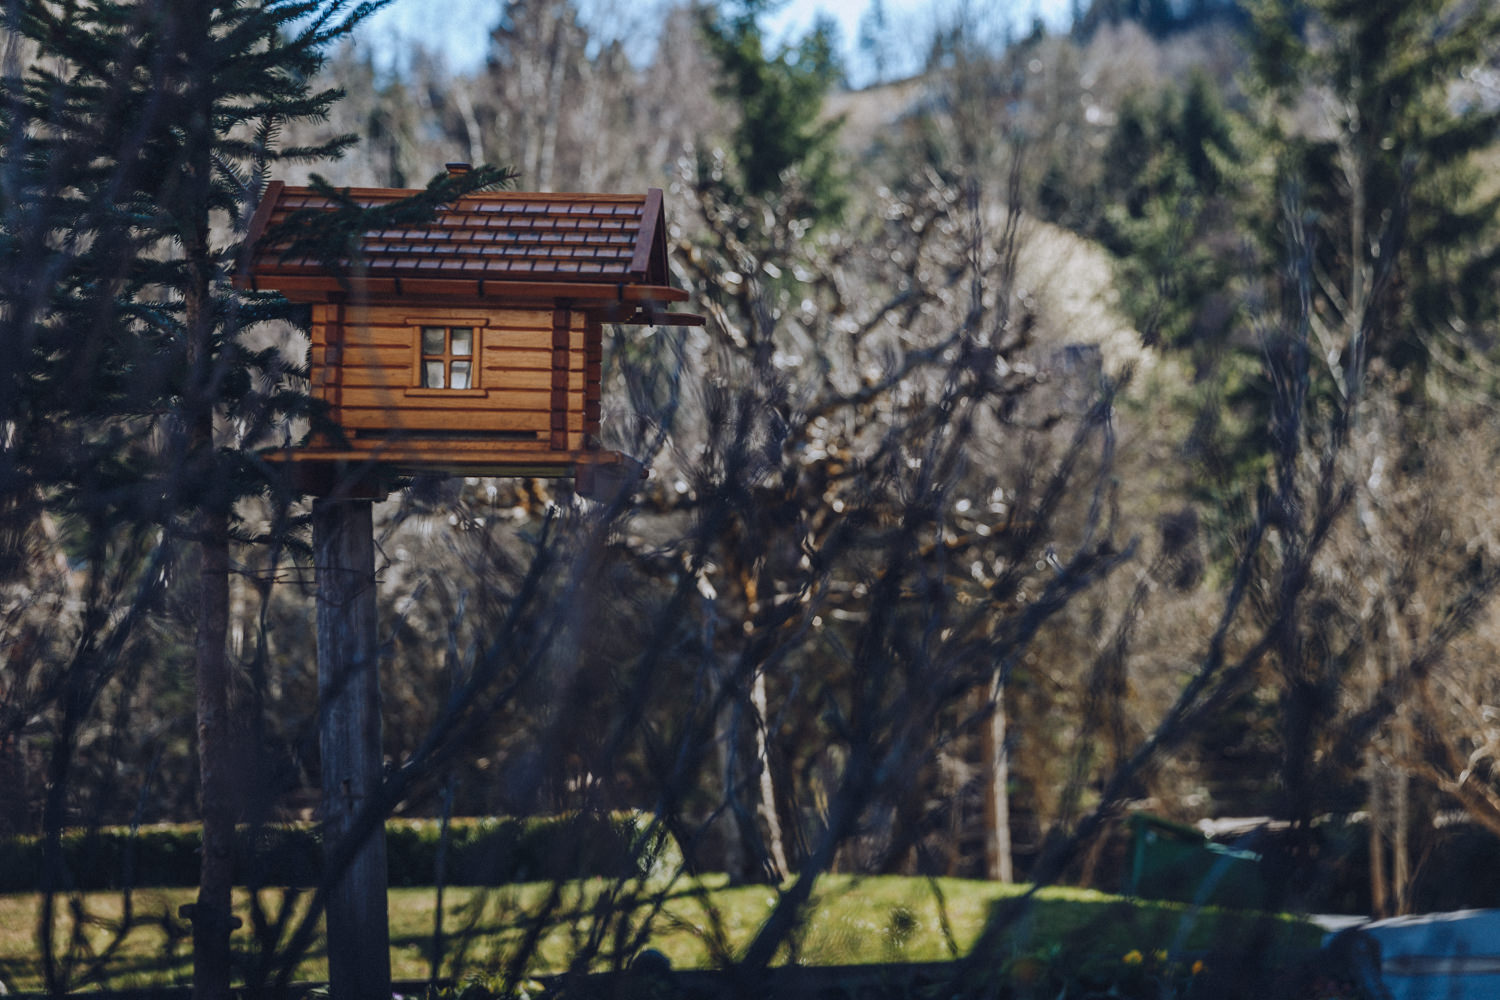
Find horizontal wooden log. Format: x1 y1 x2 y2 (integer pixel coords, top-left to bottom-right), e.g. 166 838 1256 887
339 387 552 411
386 308 498 324
339 331 569 355
277 439 561 457
332 363 407 388
332 345 586 371
336 365 586 392
339 408 586 433
485 369 585 391
339 328 419 350
341 410 549 433
340 316 564 335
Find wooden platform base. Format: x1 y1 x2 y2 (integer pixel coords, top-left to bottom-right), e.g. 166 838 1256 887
261 444 644 501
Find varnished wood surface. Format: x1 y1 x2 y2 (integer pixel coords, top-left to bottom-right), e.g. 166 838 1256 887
264 444 638 490
313 498 391 1000
306 305 591 438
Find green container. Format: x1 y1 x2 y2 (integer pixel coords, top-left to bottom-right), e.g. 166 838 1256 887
1126 813 1267 910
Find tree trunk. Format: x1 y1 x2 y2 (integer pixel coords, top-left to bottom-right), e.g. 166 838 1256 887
193 508 234 1000
1368 746 1389 918
981 674 1014 883
314 497 391 1000
714 699 747 879
535 3 570 192
752 669 789 879
1393 722 1412 915
182 0 233 969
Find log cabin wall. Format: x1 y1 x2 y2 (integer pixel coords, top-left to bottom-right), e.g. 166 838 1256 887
310 304 593 451
583 315 603 444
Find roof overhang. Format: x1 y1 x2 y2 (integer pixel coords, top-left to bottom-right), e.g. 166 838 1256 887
238 182 694 320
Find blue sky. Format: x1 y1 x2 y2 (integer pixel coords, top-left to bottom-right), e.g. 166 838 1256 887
352 0 1073 85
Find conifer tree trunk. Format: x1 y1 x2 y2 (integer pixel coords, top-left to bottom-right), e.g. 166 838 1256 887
193 507 235 1000
174 3 236 992
4 1 404 988
186 150 236 1000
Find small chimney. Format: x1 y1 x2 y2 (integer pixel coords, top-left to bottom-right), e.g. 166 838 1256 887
445 162 472 177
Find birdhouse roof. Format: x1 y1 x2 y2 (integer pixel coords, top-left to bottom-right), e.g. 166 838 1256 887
241 182 682 304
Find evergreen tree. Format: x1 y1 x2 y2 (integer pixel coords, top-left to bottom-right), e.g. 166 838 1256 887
1100 0 1500 559
1240 0 1500 903
699 0 846 230
0 2 503 993
857 0 892 86
1081 1 1500 854
1102 73 1241 354
1080 73 1268 564
1248 0 1500 404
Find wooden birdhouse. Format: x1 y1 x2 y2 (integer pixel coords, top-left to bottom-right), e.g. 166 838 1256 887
240 169 699 496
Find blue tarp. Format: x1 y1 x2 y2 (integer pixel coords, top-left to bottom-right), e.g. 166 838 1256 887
1340 909 1500 1000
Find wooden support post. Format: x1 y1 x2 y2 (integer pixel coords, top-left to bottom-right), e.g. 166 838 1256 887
314 497 391 1000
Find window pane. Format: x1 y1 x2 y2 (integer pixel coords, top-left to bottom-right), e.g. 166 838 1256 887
450 327 473 356
422 327 446 355
450 361 472 389
423 361 445 388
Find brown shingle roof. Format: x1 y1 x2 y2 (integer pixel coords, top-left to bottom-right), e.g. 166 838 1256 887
242 183 675 295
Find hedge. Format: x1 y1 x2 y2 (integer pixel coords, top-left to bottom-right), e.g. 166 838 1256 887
0 813 682 892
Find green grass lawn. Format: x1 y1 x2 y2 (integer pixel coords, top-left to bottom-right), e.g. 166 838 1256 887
0 876 1322 993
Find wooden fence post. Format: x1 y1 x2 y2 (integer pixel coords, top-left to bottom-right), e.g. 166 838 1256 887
314 495 391 1000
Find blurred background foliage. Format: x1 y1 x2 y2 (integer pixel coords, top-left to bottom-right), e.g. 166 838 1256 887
2 0 1500 963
